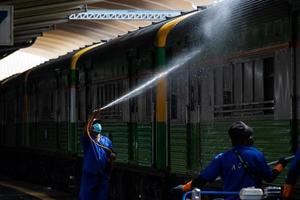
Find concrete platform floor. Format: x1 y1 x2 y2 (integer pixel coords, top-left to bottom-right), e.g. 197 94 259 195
0 176 75 200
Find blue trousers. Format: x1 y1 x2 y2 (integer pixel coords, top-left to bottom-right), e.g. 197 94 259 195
79 171 109 200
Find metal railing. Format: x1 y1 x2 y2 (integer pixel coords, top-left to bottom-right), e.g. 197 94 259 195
214 100 274 118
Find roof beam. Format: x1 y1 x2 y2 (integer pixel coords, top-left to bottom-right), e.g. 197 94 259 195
14 26 53 36
69 9 181 21
14 18 68 30
14 33 42 41
14 0 104 13
14 9 82 25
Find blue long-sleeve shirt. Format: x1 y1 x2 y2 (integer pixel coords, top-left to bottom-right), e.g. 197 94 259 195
199 146 275 199
79 135 113 200
80 135 113 177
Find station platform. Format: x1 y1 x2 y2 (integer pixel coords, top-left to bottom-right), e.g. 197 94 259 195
0 176 74 200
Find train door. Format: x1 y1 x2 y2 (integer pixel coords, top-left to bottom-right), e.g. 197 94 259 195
135 73 153 167
188 64 202 172
127 52 138 164
168 65 189 173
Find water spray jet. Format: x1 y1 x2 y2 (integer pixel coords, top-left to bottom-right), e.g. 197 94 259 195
98 49 201 111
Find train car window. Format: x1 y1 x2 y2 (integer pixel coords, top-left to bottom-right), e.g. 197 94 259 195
105 85 109 105
35 84 39 122
263 57 274 115
151 51 156 70
111 84 114 102
171 94 177 119
263 57 274 101
223 65 233 104
241 63 245 103
198 83 201 106
184 36 190 49
78 90 82 121
253 60 264 102
135 96 138 113
50 92 54 114
101 86 104 107
166 47 173 60
111 65 115 75
252 62 255 102
118 82 122 96
190 86 195 111
112 84 116 113
97 86 100 108
213 69 217 106
243 61 254 103
215 58 275 118
234 63 243 105
15 87 19 122
65 90 68 121
145 91 151 118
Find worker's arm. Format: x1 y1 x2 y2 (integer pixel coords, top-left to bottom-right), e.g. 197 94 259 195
84 110 101 137
173 175 207 192
173 153 222 192
262 156 289 183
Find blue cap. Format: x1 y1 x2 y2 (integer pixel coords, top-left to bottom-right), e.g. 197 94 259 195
92 123 102 134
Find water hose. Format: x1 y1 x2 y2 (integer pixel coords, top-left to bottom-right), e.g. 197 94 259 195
85 109 113 154
267 155 295 165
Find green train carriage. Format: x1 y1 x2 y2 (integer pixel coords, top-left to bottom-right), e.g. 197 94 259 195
1 0 300 199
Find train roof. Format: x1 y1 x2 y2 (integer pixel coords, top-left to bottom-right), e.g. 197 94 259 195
0 0 291 88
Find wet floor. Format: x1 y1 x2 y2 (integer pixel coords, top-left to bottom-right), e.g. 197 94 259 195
0 176 75 200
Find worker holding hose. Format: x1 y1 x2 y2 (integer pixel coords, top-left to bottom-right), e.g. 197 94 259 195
79 115 116 200
282 148 300 199
173 121 289 200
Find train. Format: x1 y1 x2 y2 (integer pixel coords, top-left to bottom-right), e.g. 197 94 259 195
1 0 300 199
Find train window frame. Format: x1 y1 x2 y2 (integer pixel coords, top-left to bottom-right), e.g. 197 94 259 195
171 94 177 120
214 55 275 119
263 57 274 101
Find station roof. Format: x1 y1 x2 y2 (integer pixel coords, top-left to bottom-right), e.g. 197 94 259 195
0 0 215 81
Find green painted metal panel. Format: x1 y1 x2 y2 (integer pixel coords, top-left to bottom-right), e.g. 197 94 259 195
76 122 85 156
34 121 58 151
190 123 201 172
248 120 291 185
58 122 69 152
170 124 187 173
102 122 129 163
156 47 165 69
135 123 152 166
68 122 76 153
156 122 166 169
200 121 232 168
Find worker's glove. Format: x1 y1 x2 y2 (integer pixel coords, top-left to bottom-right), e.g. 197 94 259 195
110 152 117 161
172 181 192 192
282 183 293 200
278 157 289 168
274 157 289 173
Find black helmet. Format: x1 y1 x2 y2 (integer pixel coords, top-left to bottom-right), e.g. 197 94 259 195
228 121 254 146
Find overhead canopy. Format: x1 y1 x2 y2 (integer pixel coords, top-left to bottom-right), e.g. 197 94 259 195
0 0 215 80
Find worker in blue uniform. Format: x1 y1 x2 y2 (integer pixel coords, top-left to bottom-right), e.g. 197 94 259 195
173 121 288 200
282 148 300 199
79 122 116 200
